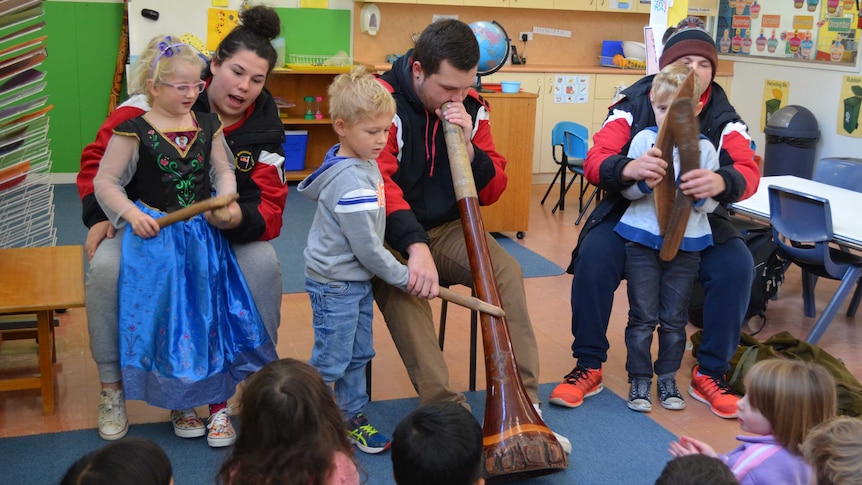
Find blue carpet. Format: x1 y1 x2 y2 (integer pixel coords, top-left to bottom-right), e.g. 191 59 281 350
52 184 564 294
0 384 677 484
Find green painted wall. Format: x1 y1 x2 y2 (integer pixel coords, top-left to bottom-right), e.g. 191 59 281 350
39 1 123 173
35 3 350 173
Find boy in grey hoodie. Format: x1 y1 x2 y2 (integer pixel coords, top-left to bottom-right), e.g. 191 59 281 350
297 68 428 454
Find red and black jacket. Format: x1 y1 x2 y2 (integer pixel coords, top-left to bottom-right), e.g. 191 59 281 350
377 52 507 255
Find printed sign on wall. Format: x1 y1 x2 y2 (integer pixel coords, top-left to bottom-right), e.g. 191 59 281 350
837 75 862 137
762 79 790 132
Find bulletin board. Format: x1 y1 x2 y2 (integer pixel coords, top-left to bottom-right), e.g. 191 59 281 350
714 0 860 69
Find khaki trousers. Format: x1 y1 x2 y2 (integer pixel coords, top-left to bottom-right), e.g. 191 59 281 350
373 220 540 405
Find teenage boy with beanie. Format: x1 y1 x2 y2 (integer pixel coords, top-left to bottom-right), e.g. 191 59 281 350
549 18 760 418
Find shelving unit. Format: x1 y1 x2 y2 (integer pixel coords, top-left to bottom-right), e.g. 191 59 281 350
266 67 344 182
0 0 55 249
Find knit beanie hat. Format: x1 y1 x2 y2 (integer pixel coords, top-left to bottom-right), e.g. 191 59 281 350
660 26 718 80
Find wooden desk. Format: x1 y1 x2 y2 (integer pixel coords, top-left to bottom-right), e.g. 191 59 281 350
729 176 862 251
479 92 538 238
0 246 85 415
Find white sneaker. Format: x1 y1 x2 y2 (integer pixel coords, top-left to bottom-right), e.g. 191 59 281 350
533 403 572 454
97 388 128 441
207 407 237 448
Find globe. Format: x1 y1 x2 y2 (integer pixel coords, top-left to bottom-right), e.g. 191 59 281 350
470 20 510 91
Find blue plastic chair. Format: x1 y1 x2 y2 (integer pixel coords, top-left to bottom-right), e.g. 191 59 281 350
813 157 862 191
809 157 862 315
768 185 862 344
540 121 597 224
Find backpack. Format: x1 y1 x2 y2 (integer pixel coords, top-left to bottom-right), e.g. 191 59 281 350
688 224 789 335
691 330 862 417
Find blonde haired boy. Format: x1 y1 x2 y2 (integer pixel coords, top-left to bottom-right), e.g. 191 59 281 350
297 67 427 454
615 61 720 414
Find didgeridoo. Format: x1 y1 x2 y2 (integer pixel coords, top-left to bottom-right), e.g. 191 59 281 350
653 71 702 261
441 103 567 481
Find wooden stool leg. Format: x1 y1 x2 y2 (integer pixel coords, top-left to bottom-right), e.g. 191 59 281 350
37 310 55 415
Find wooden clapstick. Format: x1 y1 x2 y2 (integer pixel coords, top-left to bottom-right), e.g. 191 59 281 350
156 193 239 228
437 286 506 317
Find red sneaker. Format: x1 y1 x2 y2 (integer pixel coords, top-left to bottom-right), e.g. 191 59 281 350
549 365 603 408
688 365 739 419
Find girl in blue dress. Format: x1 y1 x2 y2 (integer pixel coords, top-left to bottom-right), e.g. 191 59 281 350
93 35 277 447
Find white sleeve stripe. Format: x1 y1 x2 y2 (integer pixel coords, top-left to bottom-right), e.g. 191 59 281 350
602 109 634 129
259 149 286 184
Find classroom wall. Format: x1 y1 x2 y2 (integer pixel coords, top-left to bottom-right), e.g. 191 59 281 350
728 62 862 164
42 1 123 175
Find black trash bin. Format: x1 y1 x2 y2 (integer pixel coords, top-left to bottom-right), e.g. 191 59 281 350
763 105 820 178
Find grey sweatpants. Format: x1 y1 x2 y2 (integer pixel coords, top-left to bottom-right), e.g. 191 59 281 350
86 230 282 383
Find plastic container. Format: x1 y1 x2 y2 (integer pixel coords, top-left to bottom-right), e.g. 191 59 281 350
600 40 624 67
500 81 521 93
283 130 309 171
763 105 820 178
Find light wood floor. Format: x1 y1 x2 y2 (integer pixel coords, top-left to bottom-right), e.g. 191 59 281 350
1 184 860 457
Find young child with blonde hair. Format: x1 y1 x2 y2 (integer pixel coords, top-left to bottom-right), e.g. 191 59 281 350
615 61 719 413
298 66 431 454
802 415 862 485
93 34 276 447
669 359 837 484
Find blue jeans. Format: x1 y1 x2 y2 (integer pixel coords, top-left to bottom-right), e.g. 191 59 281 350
306 278 374 419
570 215 754 377
624 243 700 378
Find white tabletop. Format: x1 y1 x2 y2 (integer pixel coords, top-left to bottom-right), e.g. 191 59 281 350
729 175 862 251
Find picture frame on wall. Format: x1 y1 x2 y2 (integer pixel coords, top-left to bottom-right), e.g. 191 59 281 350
713 0 861 72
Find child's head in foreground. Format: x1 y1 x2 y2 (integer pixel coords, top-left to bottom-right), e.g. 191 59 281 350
392 401 484 485
655 454 739 485
740 358 836 454
61 437 173 485
218 358 354 484
802 415 862 485
650 61 704 127
328 66 396 161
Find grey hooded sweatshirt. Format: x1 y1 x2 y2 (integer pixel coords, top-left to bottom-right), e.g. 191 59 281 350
297 144 408 288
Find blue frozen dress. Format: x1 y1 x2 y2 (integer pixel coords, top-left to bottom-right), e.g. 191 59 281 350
114 112 277 410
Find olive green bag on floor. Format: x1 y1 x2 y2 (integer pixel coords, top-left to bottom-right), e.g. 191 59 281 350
691 330 862 417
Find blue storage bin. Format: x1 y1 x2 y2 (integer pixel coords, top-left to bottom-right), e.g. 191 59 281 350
600 40 624 67
283 130 308 171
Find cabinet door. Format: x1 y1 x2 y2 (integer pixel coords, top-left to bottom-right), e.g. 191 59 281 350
596 0 638 12
553 0 597 11
463 0 509 6
417 0 462 4
479 92 538 234
592 73 643 135
512 0 555 8
538 73 595 174
482 72 544 173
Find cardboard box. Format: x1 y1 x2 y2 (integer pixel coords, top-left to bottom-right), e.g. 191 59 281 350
283 130 308 171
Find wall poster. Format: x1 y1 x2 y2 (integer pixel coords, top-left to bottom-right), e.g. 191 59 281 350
714 0 859 67
837 75 862 137
762 79 790 132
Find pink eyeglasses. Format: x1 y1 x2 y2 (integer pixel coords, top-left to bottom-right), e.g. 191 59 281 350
159 80 206 94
